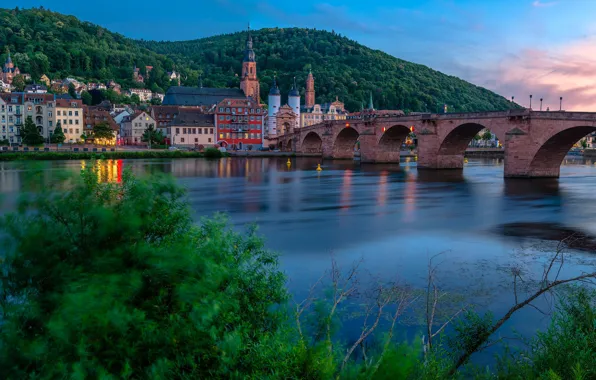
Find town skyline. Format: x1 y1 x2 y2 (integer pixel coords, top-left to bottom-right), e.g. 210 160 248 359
12 1 596 111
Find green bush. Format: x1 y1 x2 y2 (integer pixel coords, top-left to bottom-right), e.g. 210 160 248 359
203 147 223 158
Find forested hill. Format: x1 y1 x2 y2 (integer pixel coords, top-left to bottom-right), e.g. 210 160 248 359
1 7 515 112
0 7 179 93
137 28 516 112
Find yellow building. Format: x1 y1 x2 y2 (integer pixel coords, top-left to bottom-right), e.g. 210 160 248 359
55 98 84 142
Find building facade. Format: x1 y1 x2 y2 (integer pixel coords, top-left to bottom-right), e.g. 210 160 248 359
128 88 153 102
0 93 24 145
83 105 119 145
215 98 265 149
120 111 155 145
299 71 348 128
55 98 84 143
24 93 56 141
169 109 215 147
151 105 181 138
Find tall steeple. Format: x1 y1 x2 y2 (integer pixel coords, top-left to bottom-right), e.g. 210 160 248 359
240 23 260 100
305 69 315 108
368 91 374 110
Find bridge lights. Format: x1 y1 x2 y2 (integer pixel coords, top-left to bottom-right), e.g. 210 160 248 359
410 126 415 132
382 127 386 132
345 123 350 128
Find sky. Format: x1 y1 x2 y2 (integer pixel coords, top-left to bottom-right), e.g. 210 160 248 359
17 0 596 111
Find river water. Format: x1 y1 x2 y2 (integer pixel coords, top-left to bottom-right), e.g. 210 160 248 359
1 157 595 362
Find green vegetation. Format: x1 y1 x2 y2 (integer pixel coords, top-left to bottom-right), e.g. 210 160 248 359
50 121 66 144
0 150 223 161
0 167 594 379
0 7 180 92
141 123 165 147
138 28 518 112
3 7 516 112
21 116 44 145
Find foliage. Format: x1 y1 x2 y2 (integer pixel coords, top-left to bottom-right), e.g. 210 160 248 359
21 115 44 145
11 73 25 91
91 121 114 141
481 130 493 141
141 123 164 146
580 139 588 149
68 82 77 98
0 138 9 146
0 150 224 161
80 90 92 105
2 8 517 113
138 28 519 112
0 7 179 92
50 121 66 144
0 166 291 378
203 147 223 158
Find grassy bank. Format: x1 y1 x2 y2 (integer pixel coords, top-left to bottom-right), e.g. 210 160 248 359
0 149 224 161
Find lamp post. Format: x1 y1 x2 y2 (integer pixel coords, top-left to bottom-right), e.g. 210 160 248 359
559 97 563 111
511 96 515 108
540 98 543 111
529 94 532 110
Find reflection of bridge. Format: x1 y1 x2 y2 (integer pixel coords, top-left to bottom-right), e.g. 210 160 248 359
273 109 596 178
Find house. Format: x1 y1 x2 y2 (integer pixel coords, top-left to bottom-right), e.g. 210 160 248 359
113 110 131 125
215 98 265 149
24 84 48 94
0 93 24 145
39 74 51 87
23 93 56 141
120 111 155 145
150 105 181 136
169 109 215 147
55 98 84 143
107 80 122 94
83 105 119 145
128 88 153 102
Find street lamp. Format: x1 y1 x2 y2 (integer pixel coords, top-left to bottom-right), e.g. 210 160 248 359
540 98 543 111
559 97 563 111
529 95 532 110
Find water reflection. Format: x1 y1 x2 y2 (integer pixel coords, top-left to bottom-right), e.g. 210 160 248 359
503 178 560 198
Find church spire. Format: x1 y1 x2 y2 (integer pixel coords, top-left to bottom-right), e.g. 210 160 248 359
243 23 255 62
368 91 374 110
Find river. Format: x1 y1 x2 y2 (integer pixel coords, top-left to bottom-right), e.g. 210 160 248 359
1 157 595 363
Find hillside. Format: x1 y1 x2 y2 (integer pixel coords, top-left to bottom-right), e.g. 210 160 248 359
1 7 515 113
0 7 180 93
137 28 516 112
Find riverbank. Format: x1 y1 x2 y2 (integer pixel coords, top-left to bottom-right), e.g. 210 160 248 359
0 150 221 161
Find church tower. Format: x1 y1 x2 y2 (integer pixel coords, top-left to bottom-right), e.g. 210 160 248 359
267 76 281 136
288 77 301 129
240 25 260 100
305 69 315 108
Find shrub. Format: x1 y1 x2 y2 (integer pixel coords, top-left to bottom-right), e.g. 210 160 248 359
203 147 223 158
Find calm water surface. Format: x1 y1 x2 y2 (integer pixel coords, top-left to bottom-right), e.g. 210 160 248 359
1 157 595 360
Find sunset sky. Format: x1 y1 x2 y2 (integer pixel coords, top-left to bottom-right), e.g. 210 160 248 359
19 0 596 111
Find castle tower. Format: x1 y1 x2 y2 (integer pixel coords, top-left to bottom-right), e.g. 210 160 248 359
288 77 301 129
305 69 315 108
267 76 281 136
240 25 260 100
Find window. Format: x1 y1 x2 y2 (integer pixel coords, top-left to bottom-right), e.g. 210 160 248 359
68 111 72 116
49 121 53 127
69 129 73 134
257 116 261 121
198 128 202 134
226 133 230 139
75 111 79 116
226 115 230 121
194 138 198 143
192 128 196 134
76 129 79 134
225 108 230 112
219 107 223 112
208 138 212 143
69 120 73 125
75 120 79 125
181 138 185 143
210 128 213 134
257 109 261 114
237 108 242 113
250 116 254 121
57 110 61 116
48 111 52 117
219 115 224 121
176 128 180 134
219 133 223 139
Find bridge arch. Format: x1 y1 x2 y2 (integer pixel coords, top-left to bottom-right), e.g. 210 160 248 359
438 123 503 156
527 126 596 177
333 127 360 159
286 138 293 152
378 124 411 150
302 131 323 153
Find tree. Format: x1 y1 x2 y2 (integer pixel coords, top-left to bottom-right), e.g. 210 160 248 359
21 116 44 145
580 139 588 149
92 121 114 143
141 123 164 148
68 82 77 99
482 130 493 141
150 97 162 105
50 121 65 144
0 168 290 378
11 74 25 92
130 93 141 105
80 91 92 105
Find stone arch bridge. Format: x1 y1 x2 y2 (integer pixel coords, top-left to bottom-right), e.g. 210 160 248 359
272 109 596 178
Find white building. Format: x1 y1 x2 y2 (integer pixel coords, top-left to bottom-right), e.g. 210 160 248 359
128 88 153 102
266 77 300 138
120 111 155 145
55 98 84 142
267 77 281 137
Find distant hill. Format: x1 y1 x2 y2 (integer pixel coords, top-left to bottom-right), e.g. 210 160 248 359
1 7 516 112
0 7 178 93
137 28 517 112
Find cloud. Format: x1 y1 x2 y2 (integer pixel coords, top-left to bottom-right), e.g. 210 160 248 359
532 1 557 7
